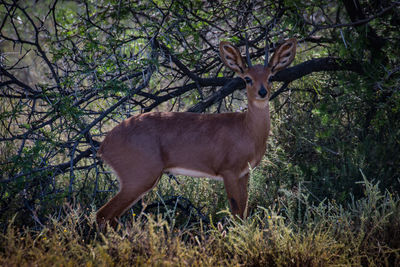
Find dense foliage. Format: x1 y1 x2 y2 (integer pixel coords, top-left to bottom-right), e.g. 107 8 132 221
0 0 399 264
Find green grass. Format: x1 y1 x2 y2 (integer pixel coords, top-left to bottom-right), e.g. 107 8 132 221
1 177 399 266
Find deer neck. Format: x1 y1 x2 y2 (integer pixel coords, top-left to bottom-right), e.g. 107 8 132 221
245 100 271 143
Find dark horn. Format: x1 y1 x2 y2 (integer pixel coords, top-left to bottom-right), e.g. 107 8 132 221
245 33 252 67
264 42 269 67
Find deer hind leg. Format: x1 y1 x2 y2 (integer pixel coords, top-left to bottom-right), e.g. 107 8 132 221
96 157 163 229
223 173 249 219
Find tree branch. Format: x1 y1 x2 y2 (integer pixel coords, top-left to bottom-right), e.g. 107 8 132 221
187 57 364 112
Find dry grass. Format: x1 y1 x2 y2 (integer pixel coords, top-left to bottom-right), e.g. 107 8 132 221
1 177 399 266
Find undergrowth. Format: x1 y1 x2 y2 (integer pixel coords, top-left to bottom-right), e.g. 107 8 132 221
1 176 399 266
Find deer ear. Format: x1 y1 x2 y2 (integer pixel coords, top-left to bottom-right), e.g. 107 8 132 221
268 38 297 75
219 41 247 74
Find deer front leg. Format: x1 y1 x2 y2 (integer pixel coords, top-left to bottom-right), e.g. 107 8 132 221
223 173 249 219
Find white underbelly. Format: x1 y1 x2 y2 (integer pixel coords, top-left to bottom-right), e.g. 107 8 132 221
165 167 223 181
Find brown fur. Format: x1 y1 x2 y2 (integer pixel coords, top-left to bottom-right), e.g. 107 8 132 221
96 39 297 229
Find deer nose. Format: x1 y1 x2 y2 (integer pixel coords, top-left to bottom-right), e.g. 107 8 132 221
258 85 267 98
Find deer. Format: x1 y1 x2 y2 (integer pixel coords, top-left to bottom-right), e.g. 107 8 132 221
96 38 297 229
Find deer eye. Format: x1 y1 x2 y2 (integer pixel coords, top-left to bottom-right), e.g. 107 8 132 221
268 76 274 83
244 77 253 85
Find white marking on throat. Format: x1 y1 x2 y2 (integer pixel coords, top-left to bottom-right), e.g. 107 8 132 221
251 99 269 109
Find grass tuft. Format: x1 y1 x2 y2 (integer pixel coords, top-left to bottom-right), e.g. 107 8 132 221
1 176 399 266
